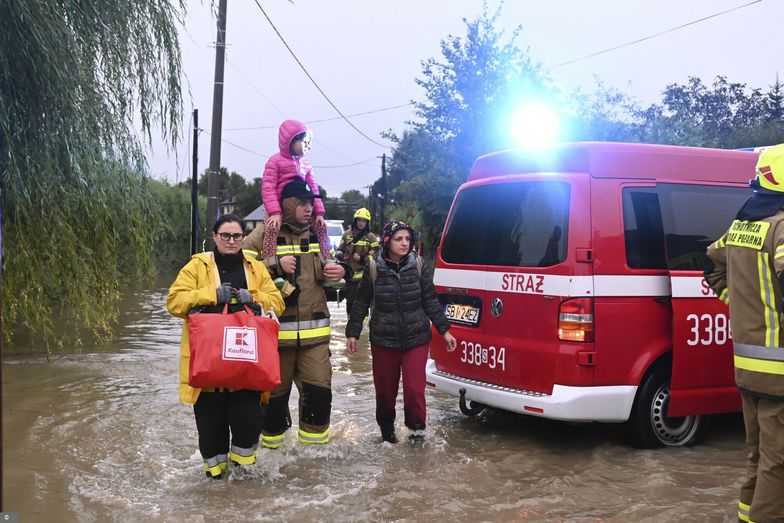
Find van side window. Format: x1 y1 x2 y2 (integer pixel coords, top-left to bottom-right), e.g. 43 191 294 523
657 184 750 271
622 188 667 269
442 182 570 267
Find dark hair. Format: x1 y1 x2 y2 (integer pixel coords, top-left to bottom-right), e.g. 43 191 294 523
213 214 246 233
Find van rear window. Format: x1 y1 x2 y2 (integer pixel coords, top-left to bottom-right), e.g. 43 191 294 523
442 182 569 267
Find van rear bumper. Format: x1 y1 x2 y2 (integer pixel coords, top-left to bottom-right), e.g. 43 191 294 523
426 359 637 422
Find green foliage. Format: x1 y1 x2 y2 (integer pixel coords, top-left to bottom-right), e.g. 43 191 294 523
149 179 207 272
0 0 185 347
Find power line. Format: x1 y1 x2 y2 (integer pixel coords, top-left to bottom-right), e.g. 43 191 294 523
313 157 378 169
225 57 288 118
203 130 268 158
548 0 762 70
223 102 414 131
251 0 393 150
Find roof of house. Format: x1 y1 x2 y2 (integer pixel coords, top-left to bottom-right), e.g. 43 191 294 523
244 204 266 221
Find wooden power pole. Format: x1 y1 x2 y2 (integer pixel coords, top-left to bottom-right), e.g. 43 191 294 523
205 0 228 249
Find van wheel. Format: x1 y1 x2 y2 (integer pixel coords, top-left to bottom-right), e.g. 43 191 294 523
627 368 703 448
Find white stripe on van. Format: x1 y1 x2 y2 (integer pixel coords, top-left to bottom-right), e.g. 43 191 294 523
435 269 680 298
670 275 717 298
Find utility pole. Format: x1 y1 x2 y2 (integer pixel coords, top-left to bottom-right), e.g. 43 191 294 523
191 109 201 255
205 0 228 250
379 153 388 227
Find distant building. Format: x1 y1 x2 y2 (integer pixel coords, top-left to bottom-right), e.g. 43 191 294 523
244 204 266 231
220 195 237 216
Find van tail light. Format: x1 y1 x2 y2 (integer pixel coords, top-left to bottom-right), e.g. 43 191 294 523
558 297 594 342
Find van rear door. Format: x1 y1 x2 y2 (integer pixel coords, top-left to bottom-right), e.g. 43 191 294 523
433 174 588 394
656 183 748 416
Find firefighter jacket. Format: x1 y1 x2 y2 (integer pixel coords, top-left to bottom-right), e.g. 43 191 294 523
244 221 351 349
706 209 784 398
345 252 451 350
338 228 379 281
167 251 285 405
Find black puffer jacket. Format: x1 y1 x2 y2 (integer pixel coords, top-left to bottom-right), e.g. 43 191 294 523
345 252 450 350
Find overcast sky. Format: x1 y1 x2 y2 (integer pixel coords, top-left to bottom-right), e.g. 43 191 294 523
147 0 780 199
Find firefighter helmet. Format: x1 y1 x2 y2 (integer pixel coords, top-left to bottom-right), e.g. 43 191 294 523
755 144 784 193
354 208 372 221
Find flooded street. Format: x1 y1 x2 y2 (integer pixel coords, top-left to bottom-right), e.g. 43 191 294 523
4 282 747 522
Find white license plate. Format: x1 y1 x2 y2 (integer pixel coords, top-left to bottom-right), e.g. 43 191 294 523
444 303 479 325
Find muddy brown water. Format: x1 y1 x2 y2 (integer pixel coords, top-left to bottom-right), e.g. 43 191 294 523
3 283 746 522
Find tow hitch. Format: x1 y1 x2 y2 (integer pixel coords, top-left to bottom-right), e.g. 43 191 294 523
459 388 486 416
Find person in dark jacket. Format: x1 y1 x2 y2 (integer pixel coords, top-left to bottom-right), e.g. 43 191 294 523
346 220 457 443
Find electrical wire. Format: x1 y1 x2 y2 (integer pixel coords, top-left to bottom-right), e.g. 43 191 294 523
202 130 269 158
548 0 762 70
225 56 289 118
223 102 415 131
251 0 393 150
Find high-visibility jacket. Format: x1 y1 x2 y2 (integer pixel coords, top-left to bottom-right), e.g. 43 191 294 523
243 223 333 349
706 209 784 398
338 228 379 280
166 251 285 405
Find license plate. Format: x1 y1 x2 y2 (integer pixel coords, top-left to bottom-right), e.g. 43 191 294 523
444 303 479 325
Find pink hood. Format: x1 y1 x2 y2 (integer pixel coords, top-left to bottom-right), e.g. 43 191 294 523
278 119 309 159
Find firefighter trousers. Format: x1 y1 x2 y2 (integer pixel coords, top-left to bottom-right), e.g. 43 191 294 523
261 343 332 446
738 392 784 523
371 343 428 432
193 389 263 476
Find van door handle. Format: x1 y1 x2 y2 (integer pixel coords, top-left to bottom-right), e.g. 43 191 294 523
654 297 671 304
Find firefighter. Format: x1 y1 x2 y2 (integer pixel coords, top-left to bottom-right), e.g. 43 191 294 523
336 207 379 315
705 144 784 523
243 180 352 447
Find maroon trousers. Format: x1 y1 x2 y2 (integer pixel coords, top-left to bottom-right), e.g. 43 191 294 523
371 343 428 431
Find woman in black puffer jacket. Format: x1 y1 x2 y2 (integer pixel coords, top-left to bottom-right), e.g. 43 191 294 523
346 220 456 443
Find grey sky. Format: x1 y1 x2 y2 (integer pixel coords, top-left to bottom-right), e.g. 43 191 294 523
147 0 780 200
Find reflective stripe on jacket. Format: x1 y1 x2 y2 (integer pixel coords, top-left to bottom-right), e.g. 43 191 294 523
706 209 784 397
243 223 331 349
338 229 379 279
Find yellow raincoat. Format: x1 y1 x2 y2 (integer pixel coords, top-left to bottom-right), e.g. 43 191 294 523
166 251 284 404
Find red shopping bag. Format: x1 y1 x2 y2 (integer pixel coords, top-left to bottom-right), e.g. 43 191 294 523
188 305 281 391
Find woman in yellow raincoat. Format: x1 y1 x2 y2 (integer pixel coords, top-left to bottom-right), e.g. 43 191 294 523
167 214 284 479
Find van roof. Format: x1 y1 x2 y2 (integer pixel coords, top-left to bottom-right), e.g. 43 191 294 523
469 142 759 184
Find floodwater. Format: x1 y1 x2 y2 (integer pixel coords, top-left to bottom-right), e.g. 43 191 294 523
3 281 747 522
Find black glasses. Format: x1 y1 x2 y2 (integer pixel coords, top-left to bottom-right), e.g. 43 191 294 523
217 232 244 241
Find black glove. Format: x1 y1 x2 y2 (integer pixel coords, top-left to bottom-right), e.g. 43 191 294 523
236 288 253 304
216 282 234 304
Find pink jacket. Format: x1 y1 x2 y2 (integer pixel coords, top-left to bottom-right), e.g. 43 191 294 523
261 119 325 216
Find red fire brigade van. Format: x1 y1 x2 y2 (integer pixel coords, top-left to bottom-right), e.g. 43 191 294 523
426 142 760 447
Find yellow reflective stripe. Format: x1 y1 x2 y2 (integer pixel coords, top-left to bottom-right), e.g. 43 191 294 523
261 433 285 449
278 326 331 340
776 245 784 259
242 248 259 257
203 456 228 477
757 252 779 347
718 235 726 247
228 447 257 466
738 501 751 522
279 318 331 331
276 244 321 255
298 427 330 444
735 355 784 375
719 288 729 304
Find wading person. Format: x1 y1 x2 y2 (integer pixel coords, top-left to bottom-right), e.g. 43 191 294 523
345 220 457 443
336 207 379 315
167 214 284 479
243 179 351 448
705 144 784 522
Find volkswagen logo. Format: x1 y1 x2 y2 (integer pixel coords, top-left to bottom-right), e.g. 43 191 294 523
490 297 503 317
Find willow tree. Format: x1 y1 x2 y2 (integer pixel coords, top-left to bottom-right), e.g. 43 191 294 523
0 1 185 346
